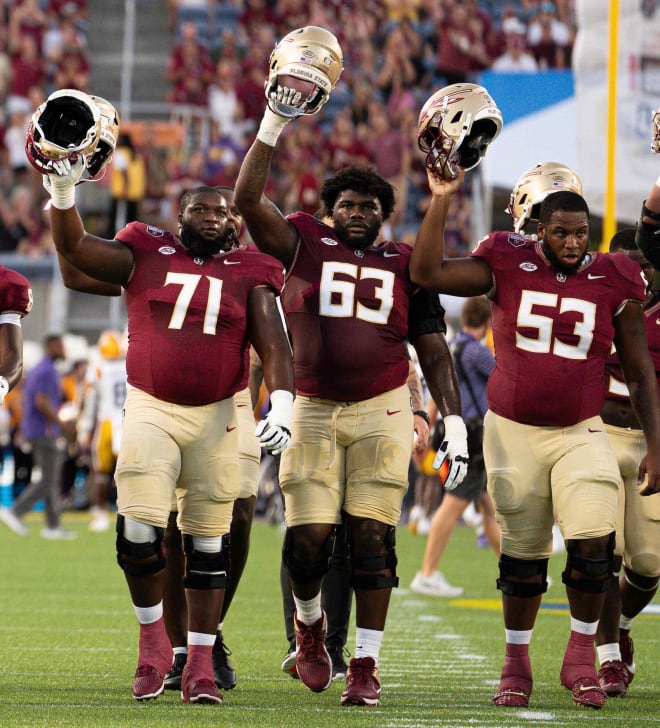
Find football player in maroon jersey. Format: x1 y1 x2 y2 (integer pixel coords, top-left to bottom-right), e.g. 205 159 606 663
0 265 31 535
43 165 294 706
54 185 289 693
235 106 469 707
410 166 660 710
595 228 658 698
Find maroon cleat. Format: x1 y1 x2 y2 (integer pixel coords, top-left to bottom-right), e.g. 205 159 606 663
341 657 381 707
294 611 332 692
132 620 173 701
181 652 223 704
493 652 532 708
598 659 628 697
560 631 605 709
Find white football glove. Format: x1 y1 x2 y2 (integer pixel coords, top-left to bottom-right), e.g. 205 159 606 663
255 390 293 456
0 376 8 406
432 414 469 491
652 108 660 154
42 156 86 209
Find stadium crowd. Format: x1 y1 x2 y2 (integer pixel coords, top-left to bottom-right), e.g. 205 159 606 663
0 0 576 256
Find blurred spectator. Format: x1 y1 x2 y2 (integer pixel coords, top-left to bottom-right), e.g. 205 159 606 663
321 110 371 173
200 129 245 187
435 3 491 85
52 47 90 92
43 18 88 81
108 132 146 236
239 0 279 37
364 103 411 229
492 20 539 72
46 0 89 28
4 112 31 184
6 35 46 115
8 0 48 54
527 1 572 67
207 58 249 146
166 20 214 107
376 23 418 101
8 186 46 256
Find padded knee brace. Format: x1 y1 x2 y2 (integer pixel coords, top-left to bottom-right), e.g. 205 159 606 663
115 514 166 576
182 534 230 589
497 553 549 597
282 526 335 582
350 525 399 590
562 533 615 593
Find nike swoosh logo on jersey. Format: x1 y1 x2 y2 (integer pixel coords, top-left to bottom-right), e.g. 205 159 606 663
224 259 241 265
383 252 400 257
588 428 601 433
587 274 605 279
386 409 401 415
226 426 237 432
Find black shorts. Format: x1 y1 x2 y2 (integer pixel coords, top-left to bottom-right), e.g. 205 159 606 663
449 452 486 502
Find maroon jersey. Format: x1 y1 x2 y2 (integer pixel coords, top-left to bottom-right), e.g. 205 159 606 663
0 267 32 316
284 212 414 400
471 232 645 426
605 293 660 400
117 223 283 405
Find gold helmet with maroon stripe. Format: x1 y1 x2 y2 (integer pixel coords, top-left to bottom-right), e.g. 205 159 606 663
418 83 502 180
266 26 343 118
508 162 583 233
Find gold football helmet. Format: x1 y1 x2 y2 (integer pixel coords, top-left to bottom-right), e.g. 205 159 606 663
266 26 344 117
25 89 101 175
98 329 123 360
508 162 583 233
652 107 660 153
86 95 120 179
417 83 502 180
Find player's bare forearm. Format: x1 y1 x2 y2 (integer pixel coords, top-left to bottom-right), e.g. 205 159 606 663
406 360 424 412
413 332 461 418
235 141 297 264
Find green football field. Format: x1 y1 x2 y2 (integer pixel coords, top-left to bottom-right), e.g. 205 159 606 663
0 512 657 727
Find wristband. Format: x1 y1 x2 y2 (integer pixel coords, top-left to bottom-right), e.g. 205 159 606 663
413 410 430 426
256 108 291 147
49 181 76 210
268 389 294 423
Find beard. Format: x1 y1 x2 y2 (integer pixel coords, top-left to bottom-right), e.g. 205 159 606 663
541 240 587 275
332 219 380 250
179 221 224 257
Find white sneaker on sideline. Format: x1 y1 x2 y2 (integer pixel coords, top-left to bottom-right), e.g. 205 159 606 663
0 507 29 536
552 524 565 554
89 511 110 532
41 527 77 540
416 516 431 535
410 571 464 597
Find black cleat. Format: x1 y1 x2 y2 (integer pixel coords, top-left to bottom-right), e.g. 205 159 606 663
212 631 237 690
163 652 187 691
328 644 349 680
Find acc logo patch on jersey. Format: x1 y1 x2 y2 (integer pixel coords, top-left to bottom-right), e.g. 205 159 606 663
158 246 176 255
519 261 537 272
321 237 338 246
147 225 165 237
507 233 526 247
